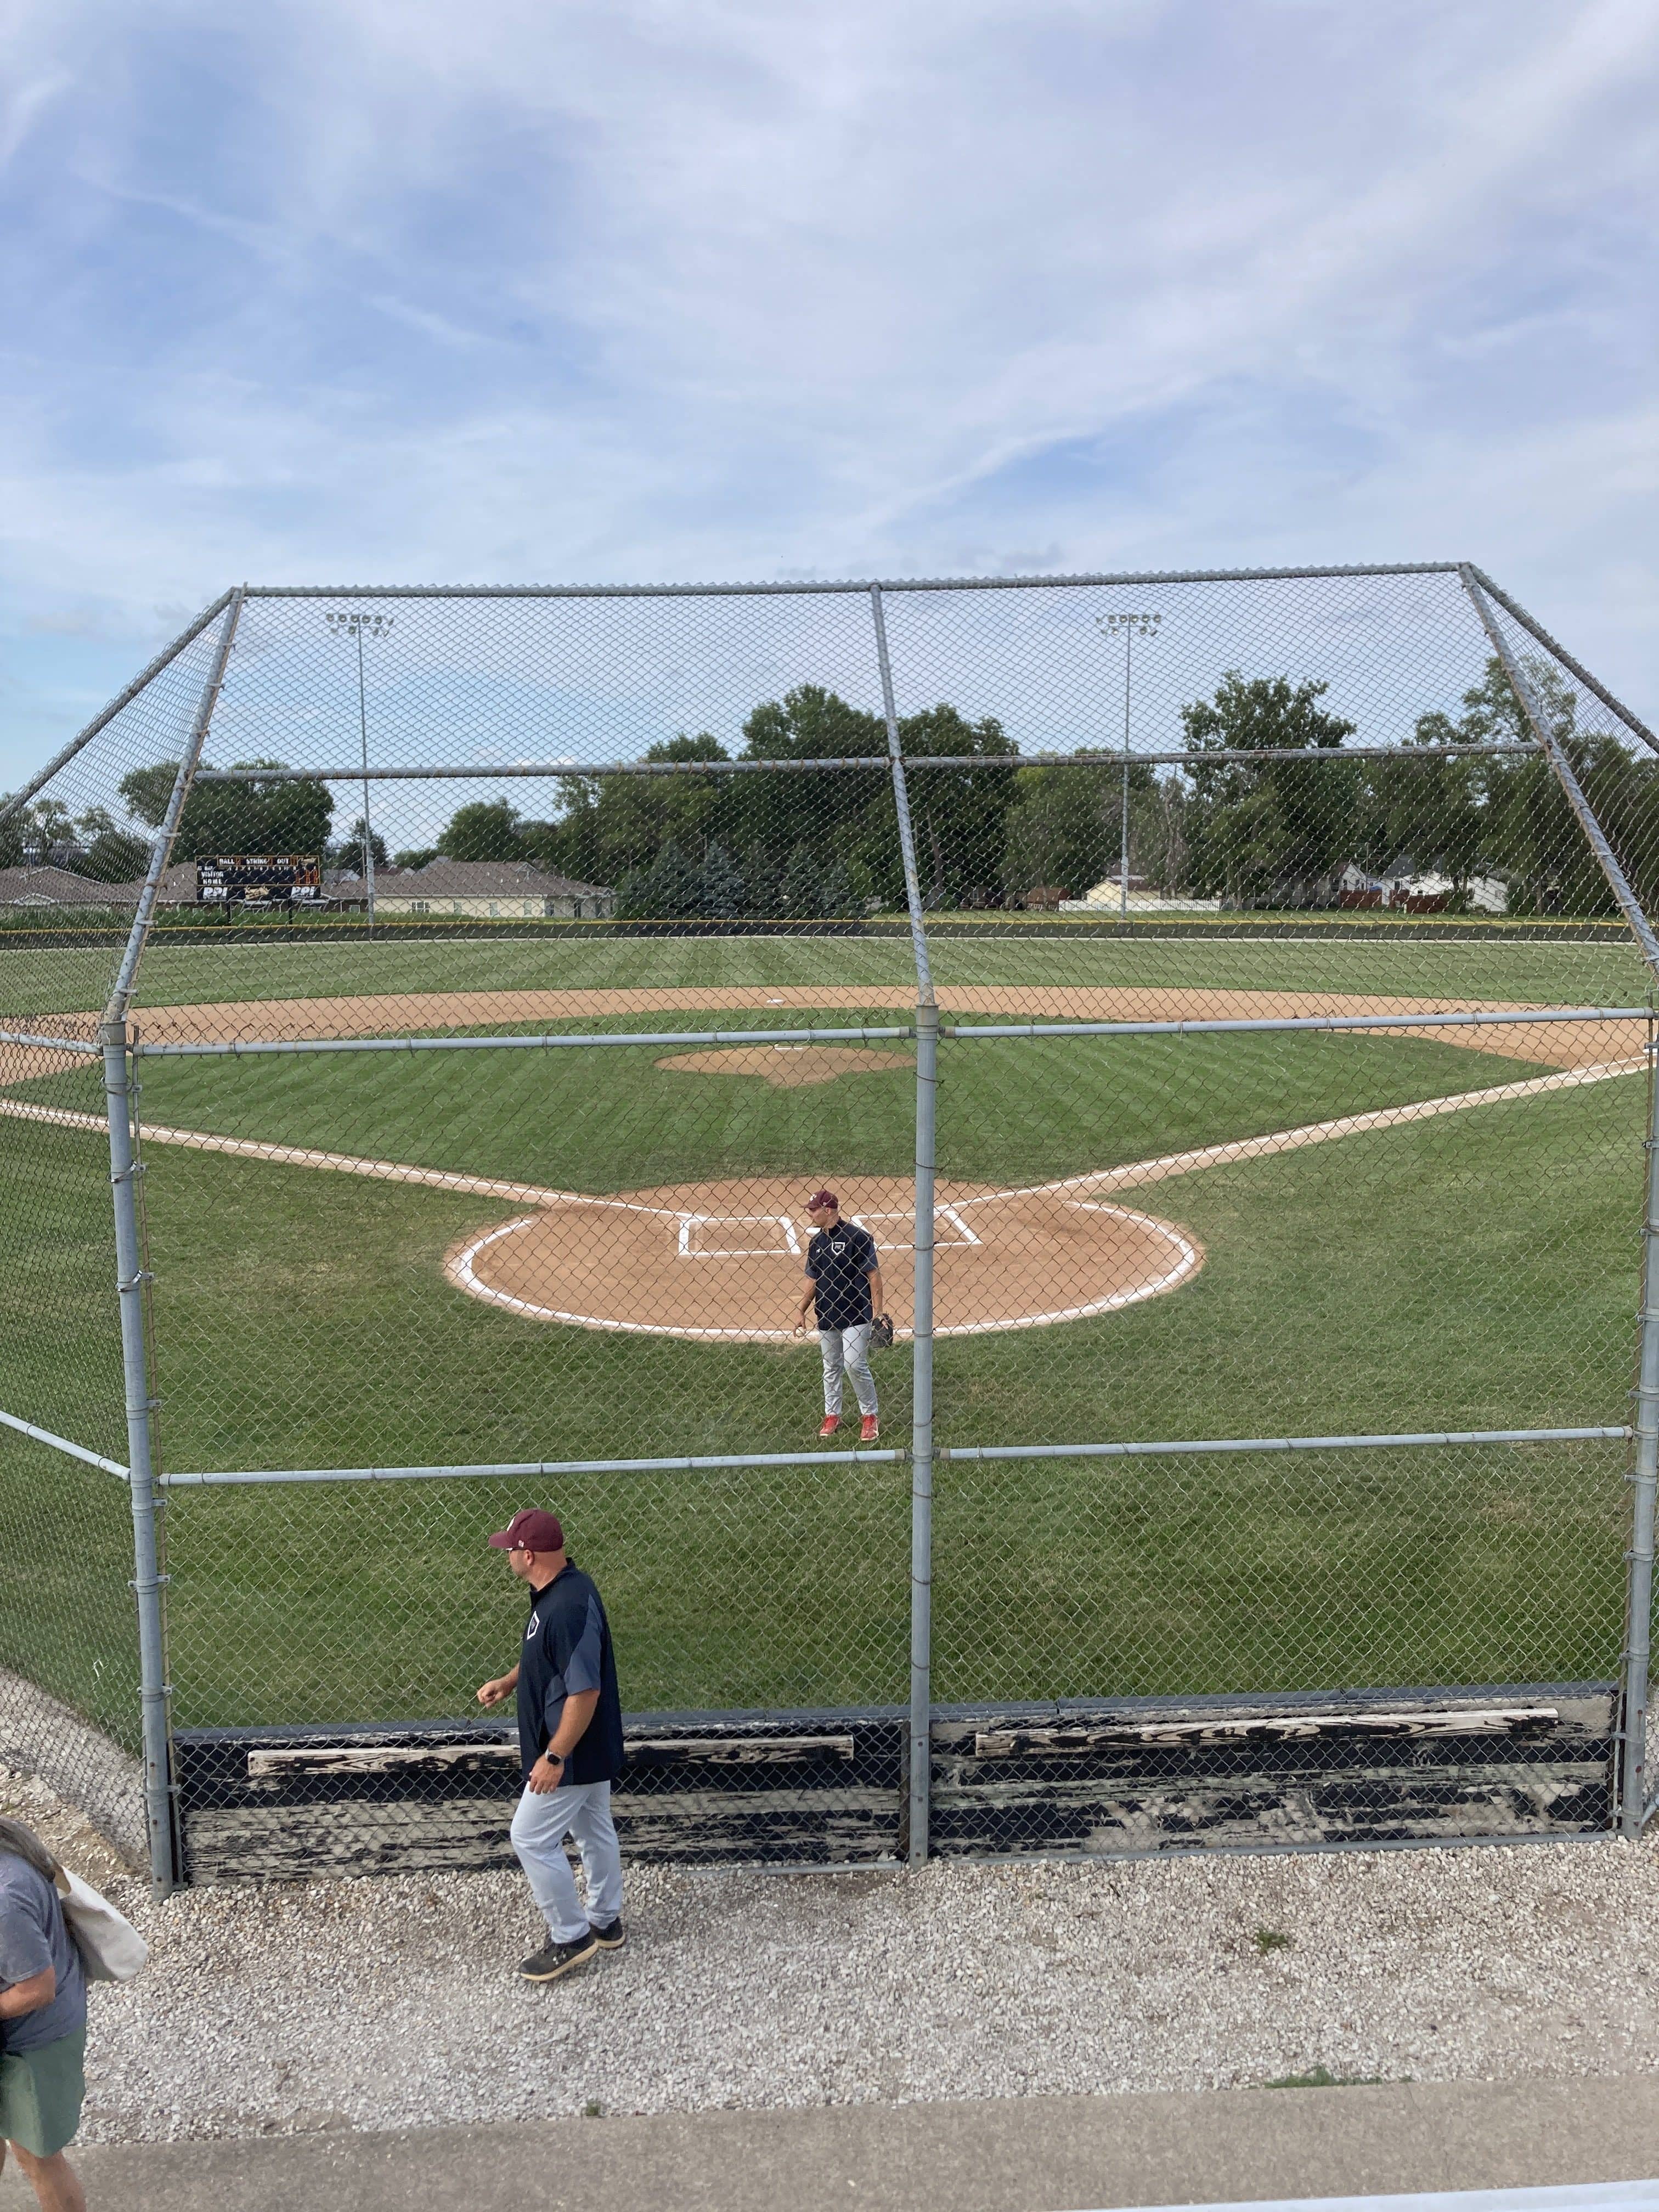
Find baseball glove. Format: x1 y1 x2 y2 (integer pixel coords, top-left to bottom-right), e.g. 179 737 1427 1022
871 1312 895 1349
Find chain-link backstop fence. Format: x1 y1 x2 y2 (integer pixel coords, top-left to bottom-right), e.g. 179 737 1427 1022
3 563 1656 1886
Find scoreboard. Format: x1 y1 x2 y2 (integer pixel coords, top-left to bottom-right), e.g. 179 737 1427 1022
196 856 324 907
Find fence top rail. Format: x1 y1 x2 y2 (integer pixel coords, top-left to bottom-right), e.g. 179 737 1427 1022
236 562 1465 601
193 743 1539 783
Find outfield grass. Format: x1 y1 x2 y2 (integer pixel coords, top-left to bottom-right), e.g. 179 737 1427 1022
1 925 1653 1018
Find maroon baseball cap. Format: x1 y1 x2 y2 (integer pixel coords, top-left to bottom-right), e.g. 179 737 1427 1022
487 1508 564 1553
806 1189 838 1210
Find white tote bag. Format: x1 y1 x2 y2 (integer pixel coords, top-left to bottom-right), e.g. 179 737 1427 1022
52 1867 148 1983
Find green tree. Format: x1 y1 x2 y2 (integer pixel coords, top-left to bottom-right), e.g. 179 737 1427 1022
1001 753 1176 900
70 808 150 883
436 799 526 862
780 842 826 918
898 704 1020 907
613 838 707 921
702 842 746 919
1180 675 1358 905
331 819 390 875
1418 655 1659 918
534 734 731 890
118 759 334 862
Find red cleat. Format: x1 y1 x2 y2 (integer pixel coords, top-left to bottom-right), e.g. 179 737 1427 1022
860 1414 880 1443
819 1415 841 1438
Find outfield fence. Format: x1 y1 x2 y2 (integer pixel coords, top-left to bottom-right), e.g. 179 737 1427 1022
3 563 1658 1890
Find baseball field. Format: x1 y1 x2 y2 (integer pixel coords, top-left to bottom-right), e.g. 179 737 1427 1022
0 927 1648 1745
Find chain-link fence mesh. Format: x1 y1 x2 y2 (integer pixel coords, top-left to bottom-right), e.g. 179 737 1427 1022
2 567 1655 1878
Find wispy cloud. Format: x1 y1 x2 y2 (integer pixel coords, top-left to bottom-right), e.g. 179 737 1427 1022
0 0 1655 775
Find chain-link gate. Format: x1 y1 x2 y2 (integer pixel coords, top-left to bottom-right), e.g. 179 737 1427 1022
2 563 1655 1891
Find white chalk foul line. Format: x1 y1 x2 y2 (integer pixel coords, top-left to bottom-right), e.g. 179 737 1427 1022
946 1057 1650 1208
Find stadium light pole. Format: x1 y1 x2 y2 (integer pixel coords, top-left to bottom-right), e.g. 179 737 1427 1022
325 611 393 933
1097 612 1162 919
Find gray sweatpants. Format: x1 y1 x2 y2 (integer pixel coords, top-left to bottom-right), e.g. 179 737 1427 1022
509 1778 623 1943
820 1323 877 1417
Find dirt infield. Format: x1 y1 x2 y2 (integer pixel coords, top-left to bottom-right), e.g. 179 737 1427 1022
445 1175 1203 1340
656 1045 915 1087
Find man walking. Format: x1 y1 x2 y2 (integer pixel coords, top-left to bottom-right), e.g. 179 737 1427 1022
476 1508 626 1984
793 1188 885 1443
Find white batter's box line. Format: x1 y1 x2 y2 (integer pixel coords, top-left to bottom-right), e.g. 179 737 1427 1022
678 1212 805 1259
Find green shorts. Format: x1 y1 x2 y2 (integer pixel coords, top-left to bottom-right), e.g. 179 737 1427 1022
0 2029 86 2159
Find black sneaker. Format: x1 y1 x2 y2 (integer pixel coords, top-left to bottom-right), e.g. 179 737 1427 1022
518 1930 600 1983
590 1917 626 1950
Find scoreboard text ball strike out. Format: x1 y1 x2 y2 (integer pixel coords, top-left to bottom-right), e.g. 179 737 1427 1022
195 855 323 906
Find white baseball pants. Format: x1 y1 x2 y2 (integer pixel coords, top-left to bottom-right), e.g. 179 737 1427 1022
820 1323 877 1417
509 1778 623 1944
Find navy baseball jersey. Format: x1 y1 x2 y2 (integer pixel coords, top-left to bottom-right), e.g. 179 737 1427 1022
805 1218 879 1330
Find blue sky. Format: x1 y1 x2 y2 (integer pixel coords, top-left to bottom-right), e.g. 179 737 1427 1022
2 0 1656 789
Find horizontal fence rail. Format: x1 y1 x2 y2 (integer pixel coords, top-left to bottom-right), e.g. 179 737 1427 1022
131 1024 916 1058
159 1447 906 1488
938 1426 1632 1464
0 1030 103 1056
945 1008 1654 1041
126 1009 1656 1058
149 1427 1628 1488
194 743 1541 782
0 1406 128 1480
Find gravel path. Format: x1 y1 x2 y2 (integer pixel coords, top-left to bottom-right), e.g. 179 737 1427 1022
15 1799 1654 2147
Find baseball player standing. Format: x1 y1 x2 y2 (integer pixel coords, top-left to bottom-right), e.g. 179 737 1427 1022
793 1188 885 1443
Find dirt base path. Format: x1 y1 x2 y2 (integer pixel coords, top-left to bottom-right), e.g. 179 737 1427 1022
3 986 1643 1091
447 1174 1202 1340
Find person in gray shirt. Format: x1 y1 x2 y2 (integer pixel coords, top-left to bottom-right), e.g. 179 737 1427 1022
0 1818 88 2212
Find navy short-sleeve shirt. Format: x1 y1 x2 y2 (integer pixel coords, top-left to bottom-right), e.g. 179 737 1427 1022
805 1218 880 1330
516 1562 625 1786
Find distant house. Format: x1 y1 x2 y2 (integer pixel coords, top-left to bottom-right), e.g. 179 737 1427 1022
1059 873 1222 916
1334 860 1508 916
364 860 614 920
0 865 140 912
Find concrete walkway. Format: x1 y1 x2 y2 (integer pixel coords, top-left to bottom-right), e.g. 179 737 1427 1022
22 2074 1659 2212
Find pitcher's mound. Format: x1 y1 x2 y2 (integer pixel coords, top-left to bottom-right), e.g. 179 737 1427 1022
448 1175 1201 1340
656 1045 913 1087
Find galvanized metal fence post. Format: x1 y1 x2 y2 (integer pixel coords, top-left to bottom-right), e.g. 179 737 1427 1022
871 582 937 1865
95 588 241 1895
1622 1032 1659 1836
909 1004 938 1866
101 1027 176 1894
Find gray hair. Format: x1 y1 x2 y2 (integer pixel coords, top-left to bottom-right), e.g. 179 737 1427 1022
0 1816 62 1886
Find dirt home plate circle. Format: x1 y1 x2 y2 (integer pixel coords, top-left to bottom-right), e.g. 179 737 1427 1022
447 1176 1203 1340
